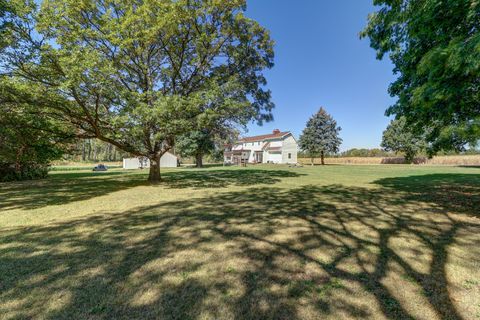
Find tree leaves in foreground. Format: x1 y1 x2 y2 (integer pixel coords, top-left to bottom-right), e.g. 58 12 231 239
362 0 480 153
4 0 274 182
299 108 342 165
381 117 427 164
0 81 74 181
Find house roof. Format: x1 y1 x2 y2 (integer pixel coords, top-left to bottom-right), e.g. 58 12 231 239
238 131 290 143
266 147 282 152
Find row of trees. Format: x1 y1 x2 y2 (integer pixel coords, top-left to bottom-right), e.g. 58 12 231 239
298 108 478 165
0 0 275 182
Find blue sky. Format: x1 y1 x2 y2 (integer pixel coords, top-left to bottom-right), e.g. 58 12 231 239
244 1 396 151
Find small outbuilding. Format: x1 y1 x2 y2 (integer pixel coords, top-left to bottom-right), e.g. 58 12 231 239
123 152 179 169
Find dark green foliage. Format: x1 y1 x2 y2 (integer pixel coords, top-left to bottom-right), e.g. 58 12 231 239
0 84 72 181
299 107 342 165
0 163 49 182
0 0 8 49
175 130 216 168
340 148 394 158
381 117 427 163
362 0 480 152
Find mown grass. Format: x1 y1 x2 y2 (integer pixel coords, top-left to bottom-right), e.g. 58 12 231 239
0 164 479 320
49 165 122 171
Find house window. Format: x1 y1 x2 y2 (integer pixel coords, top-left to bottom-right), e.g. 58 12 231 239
288 153 292 159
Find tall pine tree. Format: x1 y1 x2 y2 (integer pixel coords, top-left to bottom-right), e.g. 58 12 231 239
299 108 342 165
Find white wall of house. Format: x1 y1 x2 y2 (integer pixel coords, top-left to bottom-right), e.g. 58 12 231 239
123 152 178 169
268 140 282 148
227 132 298 164
266 152 282 163
281 135 298 164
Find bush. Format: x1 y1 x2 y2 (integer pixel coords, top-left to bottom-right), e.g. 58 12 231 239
0 163 49 182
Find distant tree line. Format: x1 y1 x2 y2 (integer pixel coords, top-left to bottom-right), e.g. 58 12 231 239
61 139 129 163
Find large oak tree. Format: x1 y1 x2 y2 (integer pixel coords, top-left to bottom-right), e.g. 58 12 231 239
362 0 480 153
3 0 274 182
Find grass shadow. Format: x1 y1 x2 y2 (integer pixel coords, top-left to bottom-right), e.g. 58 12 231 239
162 169 304 189
374 173 480 217
0 168 304 210
0 171 147 211
1 172 479 319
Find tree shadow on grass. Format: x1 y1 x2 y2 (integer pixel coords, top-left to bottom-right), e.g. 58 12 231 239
0 169 303 211
0 171 147 211
374 173 480 217
162 169 304 189
0 174 479 319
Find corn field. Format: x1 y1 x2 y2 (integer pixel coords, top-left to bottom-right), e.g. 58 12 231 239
298 155 480 166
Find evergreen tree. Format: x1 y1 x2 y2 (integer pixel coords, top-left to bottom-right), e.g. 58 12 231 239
299 108 342 165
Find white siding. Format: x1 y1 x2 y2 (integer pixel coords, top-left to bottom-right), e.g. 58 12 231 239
268 140 282 147
123 152 178 169
123 158 142 169
266 153 282 163
160 152 178 167
281 135 298 164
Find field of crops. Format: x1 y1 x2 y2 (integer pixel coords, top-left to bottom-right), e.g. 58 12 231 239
298 155 480 166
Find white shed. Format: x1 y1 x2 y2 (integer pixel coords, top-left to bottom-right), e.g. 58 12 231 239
123 152 178 169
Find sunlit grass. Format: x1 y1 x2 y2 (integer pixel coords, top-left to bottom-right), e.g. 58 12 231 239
0 164 479 319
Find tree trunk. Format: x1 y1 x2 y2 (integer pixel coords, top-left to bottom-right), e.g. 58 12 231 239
93 140 97 161
82 140 86 161
148 156 161 183
321 151 325 165
311 157 314 166
195 153 203 168
87 139 92 160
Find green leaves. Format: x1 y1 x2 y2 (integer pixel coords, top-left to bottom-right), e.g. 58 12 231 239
363 0 480 152
0 78 74 180
299 107 342 156
381 117 427 163
2 0 274 181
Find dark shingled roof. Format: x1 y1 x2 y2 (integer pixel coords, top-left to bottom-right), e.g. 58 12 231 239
238 131 290 143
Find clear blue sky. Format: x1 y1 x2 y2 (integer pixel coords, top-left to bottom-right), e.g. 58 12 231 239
244 0 396 151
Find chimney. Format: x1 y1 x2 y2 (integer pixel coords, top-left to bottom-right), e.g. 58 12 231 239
273 129 280 134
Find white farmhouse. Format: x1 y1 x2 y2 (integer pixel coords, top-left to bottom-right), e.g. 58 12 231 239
123 152 178 169
224 129 298 165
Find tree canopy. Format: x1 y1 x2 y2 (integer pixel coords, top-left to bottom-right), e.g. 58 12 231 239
0 81 73 181
2 0 275 181
175 130 215 167
362 0 480 153
299 107 342 165
381 117 427 164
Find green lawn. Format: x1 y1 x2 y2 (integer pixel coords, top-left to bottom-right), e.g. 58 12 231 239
0 165 479 320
